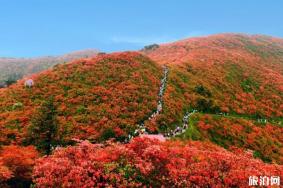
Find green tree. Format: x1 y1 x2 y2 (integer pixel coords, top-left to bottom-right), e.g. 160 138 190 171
143 44 159 51
27 97 59 154
4 77 17 86
194 85 211 97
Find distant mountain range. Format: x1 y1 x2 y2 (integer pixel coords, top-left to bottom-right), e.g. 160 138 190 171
0 49 99 87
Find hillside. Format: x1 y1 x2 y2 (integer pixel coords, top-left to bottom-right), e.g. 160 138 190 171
0 52 162 144
143 34 283 118
142 34 283 163
0 34 282 186
0 49 99 87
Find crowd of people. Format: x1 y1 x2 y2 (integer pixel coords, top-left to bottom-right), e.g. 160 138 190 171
125 66 168 142
164 110 197 138
125 67 197 142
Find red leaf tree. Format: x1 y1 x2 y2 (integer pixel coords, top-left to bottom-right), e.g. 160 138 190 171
33 138 282 187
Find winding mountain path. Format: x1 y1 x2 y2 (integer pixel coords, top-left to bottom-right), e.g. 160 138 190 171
125 65 168 142
164 110 197 138
124 63 280 143
125 66 198 142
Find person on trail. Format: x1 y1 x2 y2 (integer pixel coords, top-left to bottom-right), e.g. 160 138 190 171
184 124 188 129
157 102 162 112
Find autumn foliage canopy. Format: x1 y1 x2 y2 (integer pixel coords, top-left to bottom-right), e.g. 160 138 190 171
33 138 282 188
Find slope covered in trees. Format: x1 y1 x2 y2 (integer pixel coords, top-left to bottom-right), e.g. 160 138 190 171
0 34 282 187
143 34 283 118
142 34 283 163
0 52 163 145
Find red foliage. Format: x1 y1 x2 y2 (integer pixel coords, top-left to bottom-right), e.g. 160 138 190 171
33 138 282 187
144 34 283 119
0 145 39 184
0 34 282 187
0 163 12 183
194 114 283 164
0 52 162 144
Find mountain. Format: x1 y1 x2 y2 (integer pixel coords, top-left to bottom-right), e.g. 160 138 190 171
0 52 162 143
0 49 99 87
0 34 282 186
142 33 283 163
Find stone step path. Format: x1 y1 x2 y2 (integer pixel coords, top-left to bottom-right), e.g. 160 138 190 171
164 110 197 138
125 65 169 142
125 65 197 142
128 109 197 142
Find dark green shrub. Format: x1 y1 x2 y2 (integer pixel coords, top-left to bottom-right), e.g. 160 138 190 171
195 98 220 113
240 77 259 93
194 85 211 97
143 44 159 51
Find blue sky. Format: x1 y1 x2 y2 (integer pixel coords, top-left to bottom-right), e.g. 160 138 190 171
0 0 282 57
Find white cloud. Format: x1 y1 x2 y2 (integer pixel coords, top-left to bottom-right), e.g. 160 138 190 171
185 31 204 38
110 31 203 45
110 36 175 45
